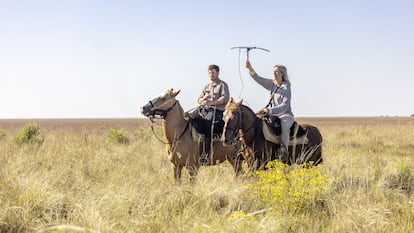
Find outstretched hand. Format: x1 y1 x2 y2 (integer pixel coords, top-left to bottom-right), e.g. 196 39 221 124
246 60 254 72
246 60 252 69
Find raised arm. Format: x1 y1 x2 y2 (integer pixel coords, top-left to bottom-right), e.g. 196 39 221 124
246 60 273 91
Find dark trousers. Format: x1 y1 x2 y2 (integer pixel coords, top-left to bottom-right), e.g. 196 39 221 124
192 108 224 155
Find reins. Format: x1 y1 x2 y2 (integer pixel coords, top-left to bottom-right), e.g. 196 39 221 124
230 106 260 162
149 118 170 145
235 106 260 144
224 105 260 151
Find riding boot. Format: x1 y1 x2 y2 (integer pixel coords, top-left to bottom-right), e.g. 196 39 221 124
278 145 289 163
199 137 211 165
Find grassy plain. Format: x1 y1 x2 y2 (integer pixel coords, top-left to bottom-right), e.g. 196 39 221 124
0 117 413 232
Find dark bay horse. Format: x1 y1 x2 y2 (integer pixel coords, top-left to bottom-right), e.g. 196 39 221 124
222 98 323 171
141 89 243 183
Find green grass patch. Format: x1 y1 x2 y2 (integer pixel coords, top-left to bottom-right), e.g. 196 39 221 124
108 129 129 144
13 122 43 145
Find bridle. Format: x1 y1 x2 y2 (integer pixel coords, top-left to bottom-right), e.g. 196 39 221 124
144 97 190 145
224 106 260 146
224 108 243 142
145 97 178 119
224 106 262 163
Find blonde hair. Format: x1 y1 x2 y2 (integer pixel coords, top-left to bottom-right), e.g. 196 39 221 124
274 65 290 85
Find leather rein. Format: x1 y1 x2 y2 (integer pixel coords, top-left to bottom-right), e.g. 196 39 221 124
224 106 260 146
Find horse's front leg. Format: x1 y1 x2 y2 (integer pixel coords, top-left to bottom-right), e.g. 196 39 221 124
230 154 244 177
186 166 199 185
236 161 244 177
173 165 183 185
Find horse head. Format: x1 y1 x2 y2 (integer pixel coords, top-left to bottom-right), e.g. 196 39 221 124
141 88 181 118
222 97 243 145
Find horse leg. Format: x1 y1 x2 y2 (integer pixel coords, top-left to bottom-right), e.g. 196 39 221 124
187 166 198 185
228 154 244 177
235 155 244 176
174 165 183 185
315 148 323 165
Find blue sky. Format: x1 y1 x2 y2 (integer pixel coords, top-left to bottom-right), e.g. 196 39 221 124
1 0 413 118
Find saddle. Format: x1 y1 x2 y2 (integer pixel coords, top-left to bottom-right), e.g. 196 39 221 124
187 107 224 143
262 116 309 146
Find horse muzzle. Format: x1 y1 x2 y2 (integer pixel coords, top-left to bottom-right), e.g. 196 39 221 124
140 105 153 118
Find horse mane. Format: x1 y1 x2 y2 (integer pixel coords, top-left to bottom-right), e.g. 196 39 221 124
175 100 185 118
224 98 257 118
240 105 262 133
225 102 260 129
240 104 256 117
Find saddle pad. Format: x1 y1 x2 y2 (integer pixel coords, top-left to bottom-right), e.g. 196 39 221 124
262 121 309 145
190 126 221 143
264 120 307 138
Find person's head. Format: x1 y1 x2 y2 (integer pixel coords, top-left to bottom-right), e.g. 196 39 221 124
208 64 220 82
273 65 290 85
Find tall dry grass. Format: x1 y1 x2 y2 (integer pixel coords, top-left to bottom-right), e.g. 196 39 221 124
0 117 413 232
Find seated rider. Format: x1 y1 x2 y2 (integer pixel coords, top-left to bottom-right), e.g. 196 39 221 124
246 60 294 161
194 64 230 165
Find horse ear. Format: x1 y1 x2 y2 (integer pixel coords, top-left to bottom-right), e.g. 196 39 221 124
230 97 234 103
172 89 181 97
237 99 243 106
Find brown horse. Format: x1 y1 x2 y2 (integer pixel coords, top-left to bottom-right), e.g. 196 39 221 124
141 89 243 183
222 98 323 171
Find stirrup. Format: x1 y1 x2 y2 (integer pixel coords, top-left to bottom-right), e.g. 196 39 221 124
278 147 289 163
199 152 210 165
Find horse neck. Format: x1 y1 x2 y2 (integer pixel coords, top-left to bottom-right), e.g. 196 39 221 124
162 101 187 143
240 105 261 145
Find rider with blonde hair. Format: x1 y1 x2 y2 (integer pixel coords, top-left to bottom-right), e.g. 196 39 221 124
246 60 294 160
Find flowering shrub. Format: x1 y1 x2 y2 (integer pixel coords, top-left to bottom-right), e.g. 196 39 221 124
251 161 330 213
